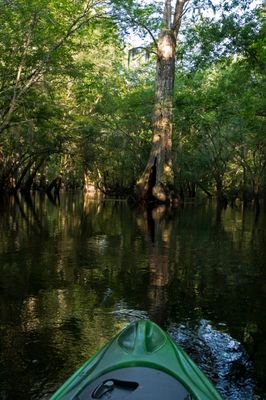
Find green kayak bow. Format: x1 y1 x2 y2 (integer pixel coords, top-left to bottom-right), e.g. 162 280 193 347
51 320 223 399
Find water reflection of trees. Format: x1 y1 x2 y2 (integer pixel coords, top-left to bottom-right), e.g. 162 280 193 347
0 195 265 398
0 195 130 398
136 205 173 328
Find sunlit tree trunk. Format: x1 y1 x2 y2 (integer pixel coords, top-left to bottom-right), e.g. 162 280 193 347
136 0 188 203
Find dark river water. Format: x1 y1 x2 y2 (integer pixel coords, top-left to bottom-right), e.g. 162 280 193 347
0 193 265 399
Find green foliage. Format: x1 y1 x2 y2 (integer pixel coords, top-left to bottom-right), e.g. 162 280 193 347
174 1 265 201
0 0 264 202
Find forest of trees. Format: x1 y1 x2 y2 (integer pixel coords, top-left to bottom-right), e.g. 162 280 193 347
0 0 265 208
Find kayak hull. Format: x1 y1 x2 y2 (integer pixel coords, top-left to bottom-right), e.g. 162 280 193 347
50 320 223 399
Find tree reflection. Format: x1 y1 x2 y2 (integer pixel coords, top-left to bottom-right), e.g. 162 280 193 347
0 196 265 399
137 205 173 328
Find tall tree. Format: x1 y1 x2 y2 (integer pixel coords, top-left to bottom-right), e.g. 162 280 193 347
136 0 189 203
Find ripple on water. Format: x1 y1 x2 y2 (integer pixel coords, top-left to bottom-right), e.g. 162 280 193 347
168 320 256 400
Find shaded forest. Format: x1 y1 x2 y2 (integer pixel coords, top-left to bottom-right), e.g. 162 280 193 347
0 0 265 208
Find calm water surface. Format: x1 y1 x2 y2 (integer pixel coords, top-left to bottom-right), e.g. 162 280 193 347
0 193 265 399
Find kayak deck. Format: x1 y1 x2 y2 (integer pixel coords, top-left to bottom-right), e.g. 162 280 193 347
51 320 223 399
77 367 191 399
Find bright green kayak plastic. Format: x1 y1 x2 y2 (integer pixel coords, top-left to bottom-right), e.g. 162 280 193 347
51 320 223 399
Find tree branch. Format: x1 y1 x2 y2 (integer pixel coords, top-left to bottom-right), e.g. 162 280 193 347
0 2 100 135
118 14 158 50
172 0 190 35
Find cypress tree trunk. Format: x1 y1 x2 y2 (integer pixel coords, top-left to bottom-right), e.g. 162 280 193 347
136 0 188 204
20 159 45 193
136 30 176 203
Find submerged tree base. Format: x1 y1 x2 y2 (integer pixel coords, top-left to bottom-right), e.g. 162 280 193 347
135 139 176 205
